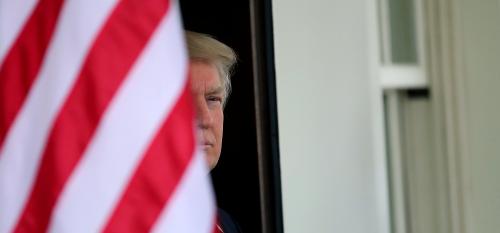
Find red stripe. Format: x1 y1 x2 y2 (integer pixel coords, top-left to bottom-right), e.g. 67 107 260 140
0 0 65 151
12 0 170 232
102 84 194 232
214 215 223 233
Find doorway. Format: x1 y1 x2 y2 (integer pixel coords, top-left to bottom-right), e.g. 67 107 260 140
180 1 282 232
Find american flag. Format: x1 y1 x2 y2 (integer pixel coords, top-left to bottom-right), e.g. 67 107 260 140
0 0 218 232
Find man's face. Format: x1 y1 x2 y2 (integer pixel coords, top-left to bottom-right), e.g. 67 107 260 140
189 60 224 170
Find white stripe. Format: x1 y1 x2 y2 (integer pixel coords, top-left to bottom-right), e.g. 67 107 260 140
151 149 216 233
0 0 38 64
47 6 187 233
0 0 119 232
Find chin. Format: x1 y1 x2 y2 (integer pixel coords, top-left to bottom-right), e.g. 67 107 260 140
204 154 216 169
209 159 219 170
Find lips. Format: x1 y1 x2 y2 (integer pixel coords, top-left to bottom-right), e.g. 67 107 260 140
202 141 213 147
199 138 213 147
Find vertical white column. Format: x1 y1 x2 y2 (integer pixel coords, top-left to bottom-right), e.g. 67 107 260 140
272 0 390 232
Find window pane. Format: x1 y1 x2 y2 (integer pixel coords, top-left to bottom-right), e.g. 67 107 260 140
388 0 418 63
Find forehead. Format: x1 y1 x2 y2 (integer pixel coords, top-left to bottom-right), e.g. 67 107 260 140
189 61 222 92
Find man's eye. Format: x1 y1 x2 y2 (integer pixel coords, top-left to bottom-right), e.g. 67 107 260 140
207 96 222 103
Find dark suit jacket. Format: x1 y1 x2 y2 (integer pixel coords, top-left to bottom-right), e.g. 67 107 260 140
218 209 243 233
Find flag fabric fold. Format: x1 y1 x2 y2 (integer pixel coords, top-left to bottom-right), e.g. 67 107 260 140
0 0 217 232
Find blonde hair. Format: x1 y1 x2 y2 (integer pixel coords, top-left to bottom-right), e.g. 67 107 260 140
185 31 237 106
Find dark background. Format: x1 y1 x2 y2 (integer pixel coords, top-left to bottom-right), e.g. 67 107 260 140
180 1 262 232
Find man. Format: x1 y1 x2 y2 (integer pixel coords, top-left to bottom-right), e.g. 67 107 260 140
185 31 242 233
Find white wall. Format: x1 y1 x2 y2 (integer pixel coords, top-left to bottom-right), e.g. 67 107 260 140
272 0 389 232
458 0 500 232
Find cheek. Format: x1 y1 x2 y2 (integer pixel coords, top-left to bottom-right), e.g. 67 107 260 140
213 111 224 135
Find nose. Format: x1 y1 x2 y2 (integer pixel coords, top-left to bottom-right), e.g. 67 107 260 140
195 98 213 129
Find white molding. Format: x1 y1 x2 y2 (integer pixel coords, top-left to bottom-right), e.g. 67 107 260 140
385 91 408 233
380 65 427 89
425 0 470 232
378 0 392 64
379 0 429 91
367 0 391 232
414 0 427 70
445 0 471 232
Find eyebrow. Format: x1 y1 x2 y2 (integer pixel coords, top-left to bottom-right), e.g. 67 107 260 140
206 85 224 95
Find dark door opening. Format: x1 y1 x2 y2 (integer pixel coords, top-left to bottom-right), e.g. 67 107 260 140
180 1 282 232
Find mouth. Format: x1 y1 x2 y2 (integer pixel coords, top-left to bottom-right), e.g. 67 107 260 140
201 141 213 149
